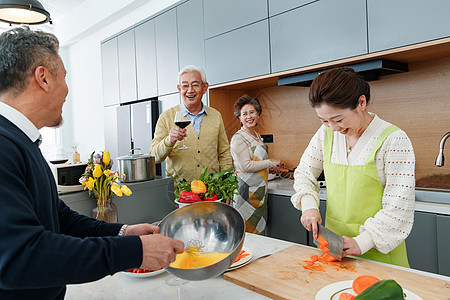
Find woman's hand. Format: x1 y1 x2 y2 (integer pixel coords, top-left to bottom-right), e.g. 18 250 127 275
269 159 282 173
300 208 321 240
342 236 362 257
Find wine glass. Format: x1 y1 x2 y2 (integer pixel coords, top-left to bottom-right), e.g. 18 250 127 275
174 111 191 149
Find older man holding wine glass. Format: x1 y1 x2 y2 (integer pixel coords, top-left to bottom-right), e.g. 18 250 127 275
150 65 232 183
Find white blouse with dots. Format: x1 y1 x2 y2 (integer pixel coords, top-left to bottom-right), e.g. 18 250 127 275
291 113 415 255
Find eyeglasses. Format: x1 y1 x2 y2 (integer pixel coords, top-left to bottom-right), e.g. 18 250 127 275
179 82 203 90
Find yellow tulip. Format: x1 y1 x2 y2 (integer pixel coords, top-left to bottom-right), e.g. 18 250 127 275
111 184 123 197
93 164 103 178
87 177 95 190
104 169 111 177
103 150 110 165
121 185 132 196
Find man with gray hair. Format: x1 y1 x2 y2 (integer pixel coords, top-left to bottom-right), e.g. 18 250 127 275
151 65 232 183
0 27 183 299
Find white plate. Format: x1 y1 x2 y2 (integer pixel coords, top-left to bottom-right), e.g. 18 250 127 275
226 247 253 271
315 280 423 300
174 199 222 208
121 268 165 278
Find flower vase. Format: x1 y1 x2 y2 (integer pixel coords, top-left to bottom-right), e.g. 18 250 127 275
92 196 118 223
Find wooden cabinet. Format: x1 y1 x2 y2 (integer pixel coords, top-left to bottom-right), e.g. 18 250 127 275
203 0 267 39
135 20 158 99
267 194 308 245
155 8 179 95
268 0 316 17
177 0 205 70
270 0 367 73
436 215 450 276
205 19 270 85
367 0 450 53
101 38 120 107
117 29 137 103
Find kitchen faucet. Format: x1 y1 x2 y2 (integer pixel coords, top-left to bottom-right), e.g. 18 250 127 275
435 132 450 167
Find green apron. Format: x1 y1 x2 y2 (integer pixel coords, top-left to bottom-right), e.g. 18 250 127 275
323 125 409 267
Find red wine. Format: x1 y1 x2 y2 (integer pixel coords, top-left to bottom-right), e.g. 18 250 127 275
175 121 191 129
50 159 69 164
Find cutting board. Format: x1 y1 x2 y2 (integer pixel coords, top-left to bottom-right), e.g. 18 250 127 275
223 245 450 300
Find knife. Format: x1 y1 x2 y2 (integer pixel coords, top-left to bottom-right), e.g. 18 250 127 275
313 224 344 261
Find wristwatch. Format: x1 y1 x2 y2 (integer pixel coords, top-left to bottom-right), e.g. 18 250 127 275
118 224 128 236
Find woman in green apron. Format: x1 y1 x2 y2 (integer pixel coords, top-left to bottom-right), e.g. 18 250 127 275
291 67 415 267
231 95 284 234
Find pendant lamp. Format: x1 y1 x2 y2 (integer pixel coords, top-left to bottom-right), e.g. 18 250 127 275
0 0 51 25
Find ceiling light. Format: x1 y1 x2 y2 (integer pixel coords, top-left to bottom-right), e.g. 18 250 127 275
0 0 51 25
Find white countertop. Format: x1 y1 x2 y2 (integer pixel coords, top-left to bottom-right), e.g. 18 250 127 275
267 178 450 215
65 233 449 299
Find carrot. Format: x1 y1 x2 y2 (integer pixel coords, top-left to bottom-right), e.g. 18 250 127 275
303 265 314 270
317 243 330 253
338 292 355 300
352 275 380 295
311 255 318 262
320 252 338 262
234 250 250 263
312 265 325 272
303 260 314 265
318 258 329 264
316 235 329 246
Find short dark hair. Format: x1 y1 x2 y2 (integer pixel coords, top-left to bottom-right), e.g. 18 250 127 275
233 94 262 119
0 27 59 97
309 67 371 110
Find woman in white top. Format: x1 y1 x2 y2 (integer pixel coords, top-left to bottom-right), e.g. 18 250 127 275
291 67 415 267
230 94 283 234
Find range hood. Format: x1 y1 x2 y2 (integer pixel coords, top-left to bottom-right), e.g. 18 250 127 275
278 59 408 87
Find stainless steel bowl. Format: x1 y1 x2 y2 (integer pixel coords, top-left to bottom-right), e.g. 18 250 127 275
159 202 245 281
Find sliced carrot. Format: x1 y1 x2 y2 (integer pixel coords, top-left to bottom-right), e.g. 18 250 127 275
338 292 355 300
234 250 250 263
320 252 338 262
312 265 325 272
352 275 380 295
316 235 329 246
318 258 329 264
317 243 330 253
310 255 319 262
303 265 314 270
303 260 314 265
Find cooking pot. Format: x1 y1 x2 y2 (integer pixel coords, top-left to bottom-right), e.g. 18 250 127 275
117 148 155 182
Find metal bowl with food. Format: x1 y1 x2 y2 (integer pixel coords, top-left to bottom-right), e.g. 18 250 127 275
159 201 245 281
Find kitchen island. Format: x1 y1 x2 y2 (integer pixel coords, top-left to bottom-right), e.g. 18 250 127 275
65 233 449 299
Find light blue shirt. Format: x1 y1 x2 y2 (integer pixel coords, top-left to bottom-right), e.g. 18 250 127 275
180 101 208 135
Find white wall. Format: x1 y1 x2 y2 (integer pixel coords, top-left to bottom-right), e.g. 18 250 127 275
56 0 179 161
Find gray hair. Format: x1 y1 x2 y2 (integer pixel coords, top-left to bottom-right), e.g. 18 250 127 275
0 27 59 97
177 65 207 84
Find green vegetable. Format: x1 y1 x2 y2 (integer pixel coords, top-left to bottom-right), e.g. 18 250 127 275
354 279 405 300
167 166 238 203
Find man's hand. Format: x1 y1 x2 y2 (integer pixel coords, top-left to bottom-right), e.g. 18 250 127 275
168 126 187 145
124 223 160 236
139 234 185 270
300 208 322 240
